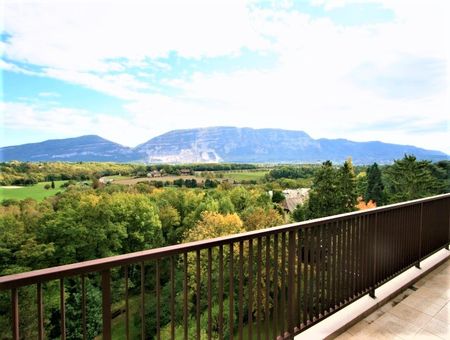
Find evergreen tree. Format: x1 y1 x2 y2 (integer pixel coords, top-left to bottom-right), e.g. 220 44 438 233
337 158 358 213
385 154 441 203
51 180 55 189
365 163 385 205
304 160 358 219
306 161 341 219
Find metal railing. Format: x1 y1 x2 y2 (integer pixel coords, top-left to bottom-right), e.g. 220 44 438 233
1 194 449 339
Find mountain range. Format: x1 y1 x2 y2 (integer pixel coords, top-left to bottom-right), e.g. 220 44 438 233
1 127 447 164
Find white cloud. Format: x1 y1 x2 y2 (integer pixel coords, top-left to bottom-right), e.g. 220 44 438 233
2 0 449 153
38 92 60 98
2 102 154 147
3 0 268 71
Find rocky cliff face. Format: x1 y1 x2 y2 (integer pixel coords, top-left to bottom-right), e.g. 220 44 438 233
134 127 446 164
1 127 447 164
134 127 319 163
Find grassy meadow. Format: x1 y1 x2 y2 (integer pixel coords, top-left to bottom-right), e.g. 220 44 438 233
0 180 69 201
223 170 269 181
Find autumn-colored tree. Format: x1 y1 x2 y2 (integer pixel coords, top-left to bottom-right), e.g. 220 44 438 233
241 207 284 231
356 197 377 210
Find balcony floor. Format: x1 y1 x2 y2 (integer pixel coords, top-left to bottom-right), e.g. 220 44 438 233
336 258 450 340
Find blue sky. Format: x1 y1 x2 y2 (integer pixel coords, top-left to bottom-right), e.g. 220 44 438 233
1 0 449 153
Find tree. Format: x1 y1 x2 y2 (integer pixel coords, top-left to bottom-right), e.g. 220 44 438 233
44 184 51 190
303 160 358 219
241 207 284 231
184 179 197 188
306 161 340 219
158 205 181 245
365 163 385 205
64 279 102 340
271 190 285 203
107 193 163 254
385 155 441 203
51 180 55 189
356 197 377 210
336 158 358 213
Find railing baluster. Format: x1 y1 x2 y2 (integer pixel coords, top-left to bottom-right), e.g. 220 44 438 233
288 229 296 336
344 219 350 302
331 222 337 310
11 287 19 340
238 241 244 340
183 253 188 340
140 262 145 340
356 216 361 296
248 239 253 340
273 233 278 339
350 218 356 299
315 225 321 318
303 227 309 326
257 237 262 340
310 226 316 315
264 235 270 340
339 220 345 304
102 270 111 340
219 246 224 340
370 213 377 298
229 243 234 340
60 278 66 340
156 259 161 340
37 282 44 340
124 266 129 340
208 248 212 340
170 256 175 340
320 224 325 316
81 275 87 340
417 203 423 268
324 223 332 314
280 232 286 333
296 228 302 327
196 250 201 340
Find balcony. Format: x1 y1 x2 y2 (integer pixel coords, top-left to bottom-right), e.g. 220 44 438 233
1 194 449 340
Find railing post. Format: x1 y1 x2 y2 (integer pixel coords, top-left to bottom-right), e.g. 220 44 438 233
102 270 112 340
369 213 377 299
416 203 423 269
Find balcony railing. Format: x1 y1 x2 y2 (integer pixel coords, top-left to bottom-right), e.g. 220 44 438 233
1 194 449 339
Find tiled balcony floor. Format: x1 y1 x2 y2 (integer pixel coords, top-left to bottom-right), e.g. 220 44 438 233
336 258 450 340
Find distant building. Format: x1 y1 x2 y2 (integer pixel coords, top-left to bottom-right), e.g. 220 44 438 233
281 188 310 213
147 170 162 178
179 169 192 175
99 177 114 184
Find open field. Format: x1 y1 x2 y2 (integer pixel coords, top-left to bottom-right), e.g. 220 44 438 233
223 170 269 181
113 175 201 185
0 180 69 201
103 175 134 180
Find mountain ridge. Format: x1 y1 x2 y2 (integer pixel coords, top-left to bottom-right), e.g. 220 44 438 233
1 127 447 164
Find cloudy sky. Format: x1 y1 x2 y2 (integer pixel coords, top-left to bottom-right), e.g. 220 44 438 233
1 0 449 153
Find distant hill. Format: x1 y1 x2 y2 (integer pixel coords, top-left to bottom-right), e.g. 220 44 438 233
0 135 136 162
1 127 447 164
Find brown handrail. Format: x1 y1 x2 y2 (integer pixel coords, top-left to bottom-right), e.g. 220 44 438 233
1 193 449 290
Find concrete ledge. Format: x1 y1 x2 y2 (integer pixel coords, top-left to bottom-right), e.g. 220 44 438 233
294 248 450 340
